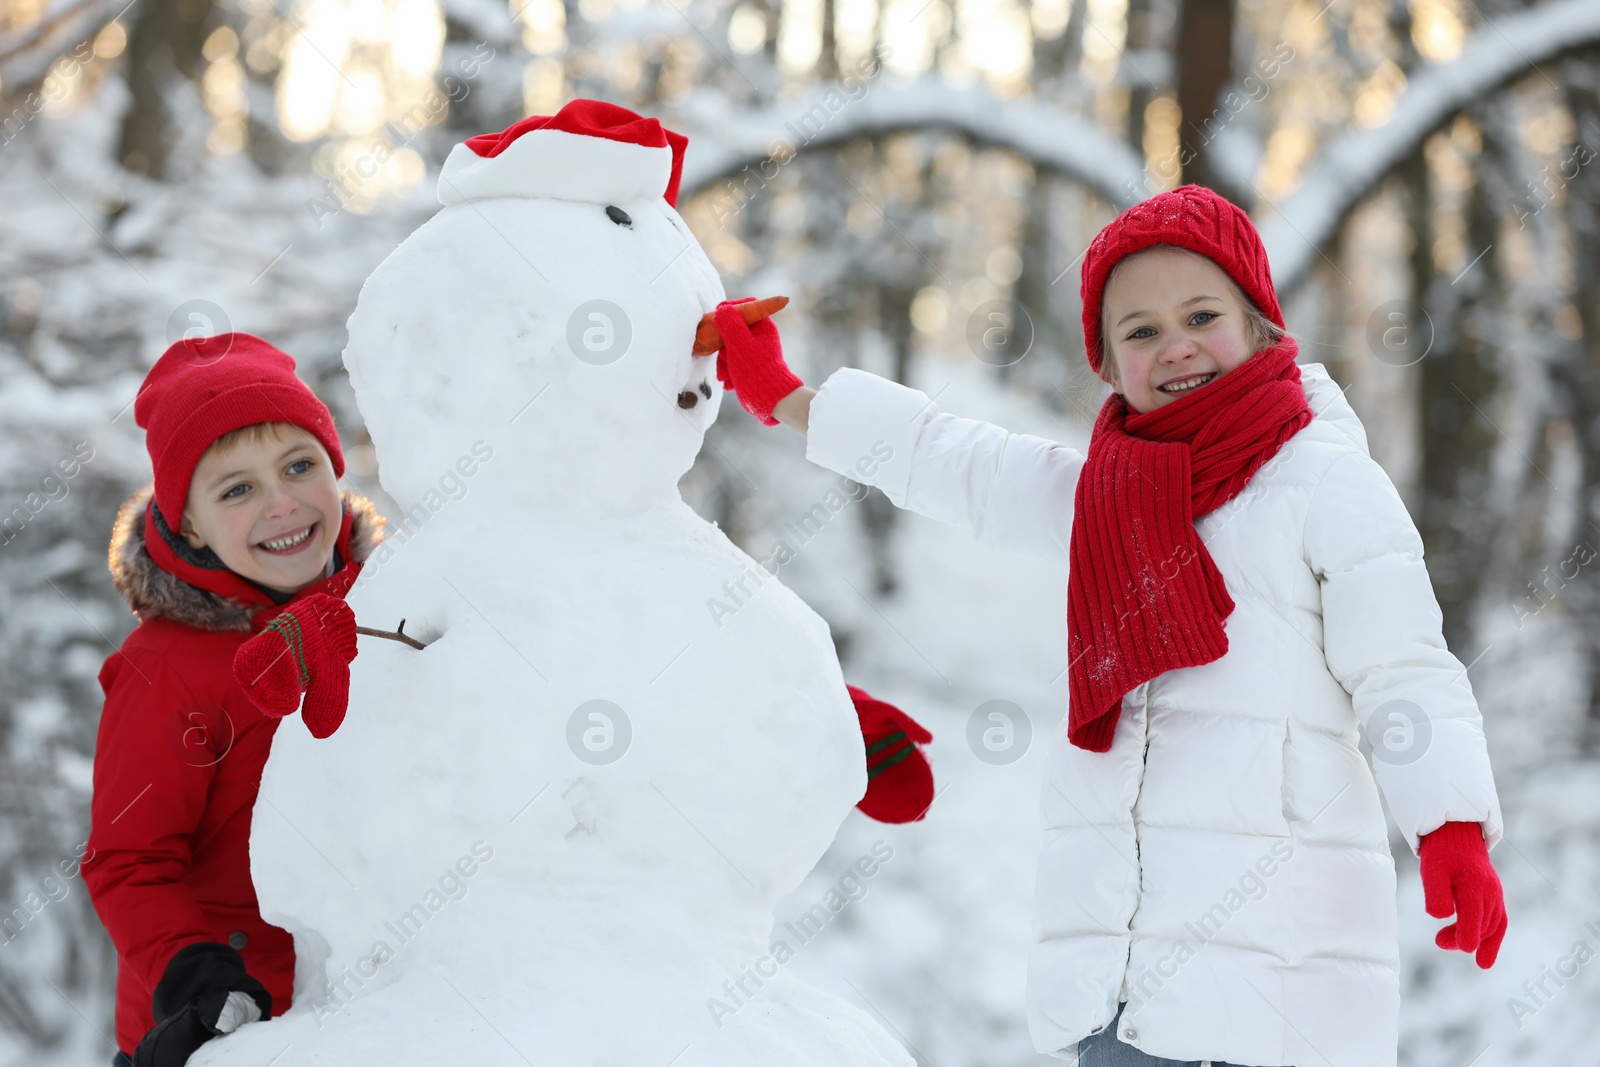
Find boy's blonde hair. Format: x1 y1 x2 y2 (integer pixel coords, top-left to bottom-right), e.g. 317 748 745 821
1095 245 1288 386
202 421 316 460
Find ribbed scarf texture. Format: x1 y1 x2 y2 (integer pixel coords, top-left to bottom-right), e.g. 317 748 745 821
1065 338 1314 752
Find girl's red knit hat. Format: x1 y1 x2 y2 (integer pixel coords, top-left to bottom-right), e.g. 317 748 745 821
133 332 345 525
1079 183 1285 375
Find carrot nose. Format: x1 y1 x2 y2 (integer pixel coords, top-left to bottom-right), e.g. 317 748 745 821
693 296 789 356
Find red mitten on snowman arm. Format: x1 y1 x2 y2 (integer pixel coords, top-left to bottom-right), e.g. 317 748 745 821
232 593 358 739
1419 820 1507 968
713 298 803 427
847 685 934 824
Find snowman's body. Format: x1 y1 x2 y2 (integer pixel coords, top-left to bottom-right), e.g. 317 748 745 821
196 111 912 1066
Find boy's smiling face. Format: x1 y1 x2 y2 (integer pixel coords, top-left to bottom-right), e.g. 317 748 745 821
1099 247 1260 415
180 423 343 595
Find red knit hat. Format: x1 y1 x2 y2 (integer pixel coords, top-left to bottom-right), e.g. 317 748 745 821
440 99 689 208
1079 184 1284 375
134 333 345 525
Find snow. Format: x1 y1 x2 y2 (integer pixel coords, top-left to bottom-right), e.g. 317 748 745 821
190 158 913 1066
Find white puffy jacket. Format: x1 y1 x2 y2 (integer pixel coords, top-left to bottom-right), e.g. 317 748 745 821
802 362 1503 1067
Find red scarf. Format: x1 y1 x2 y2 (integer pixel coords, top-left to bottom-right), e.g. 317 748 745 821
1065 338 1313 751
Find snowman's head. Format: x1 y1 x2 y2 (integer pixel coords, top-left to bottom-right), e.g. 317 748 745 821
344 102 726 517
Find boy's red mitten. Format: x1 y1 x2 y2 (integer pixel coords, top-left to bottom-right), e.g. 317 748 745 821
713 297 803 426
1419 820 1507 968
232 593 358 739
848 684 934 823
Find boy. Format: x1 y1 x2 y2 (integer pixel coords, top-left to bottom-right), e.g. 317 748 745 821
84 332 383 1067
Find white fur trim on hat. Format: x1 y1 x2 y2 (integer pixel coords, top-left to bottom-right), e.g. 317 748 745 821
437 128 673 207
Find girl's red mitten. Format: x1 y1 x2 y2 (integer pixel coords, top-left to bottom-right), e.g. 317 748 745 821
847 684 934 823
232 593 358 738
1419 820 1507 969
713 298 803 426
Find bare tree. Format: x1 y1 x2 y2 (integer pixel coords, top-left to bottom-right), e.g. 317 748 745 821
1174 0 1232 192
116 0 215 177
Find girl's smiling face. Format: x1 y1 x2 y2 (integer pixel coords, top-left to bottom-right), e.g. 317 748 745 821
180 423 343 595
1099 247 1262 415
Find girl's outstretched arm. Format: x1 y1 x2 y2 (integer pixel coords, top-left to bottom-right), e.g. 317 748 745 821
717 301 1083 560
772 385 815 434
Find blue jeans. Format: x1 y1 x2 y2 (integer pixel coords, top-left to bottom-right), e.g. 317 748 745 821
1077 1001 1289 1066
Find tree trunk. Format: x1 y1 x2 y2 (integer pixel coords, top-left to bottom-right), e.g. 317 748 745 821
1124 0 1155 162
116 0 214 178
1558 51 1600 750
818 0 839 78
1414 121 1504 655
1175 0 1233 191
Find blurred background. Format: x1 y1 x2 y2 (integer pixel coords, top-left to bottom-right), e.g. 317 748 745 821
3 0 1600 1063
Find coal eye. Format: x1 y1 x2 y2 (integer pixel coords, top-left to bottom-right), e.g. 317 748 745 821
605 205 632 228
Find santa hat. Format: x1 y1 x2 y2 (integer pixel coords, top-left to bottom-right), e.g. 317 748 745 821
1079 184 1284 375
135 332 345 526
439 99 689 209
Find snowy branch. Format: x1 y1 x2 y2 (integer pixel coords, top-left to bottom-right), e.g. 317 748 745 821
677 77 1148 210
1262 0 1600 295
0 0 125 95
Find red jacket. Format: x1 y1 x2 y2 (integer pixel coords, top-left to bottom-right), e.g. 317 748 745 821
85 484 382 1054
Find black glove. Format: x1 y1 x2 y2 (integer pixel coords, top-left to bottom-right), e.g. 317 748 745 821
132 942 272 1067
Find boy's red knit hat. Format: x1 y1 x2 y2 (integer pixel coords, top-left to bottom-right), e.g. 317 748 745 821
134 332 345 524
1079 184 1284 375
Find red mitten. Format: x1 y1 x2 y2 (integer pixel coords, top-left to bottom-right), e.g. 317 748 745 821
232 593 358 739
713 298 803 426
301 595 358 738
848 684 934 823
1419 820 1507 968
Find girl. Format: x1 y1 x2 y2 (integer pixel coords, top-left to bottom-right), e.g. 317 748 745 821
711 185 1506 1067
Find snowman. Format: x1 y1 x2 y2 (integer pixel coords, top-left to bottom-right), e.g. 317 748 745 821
197 102 923 1065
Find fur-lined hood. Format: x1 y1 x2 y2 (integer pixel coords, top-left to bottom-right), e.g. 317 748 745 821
108 483 384 633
